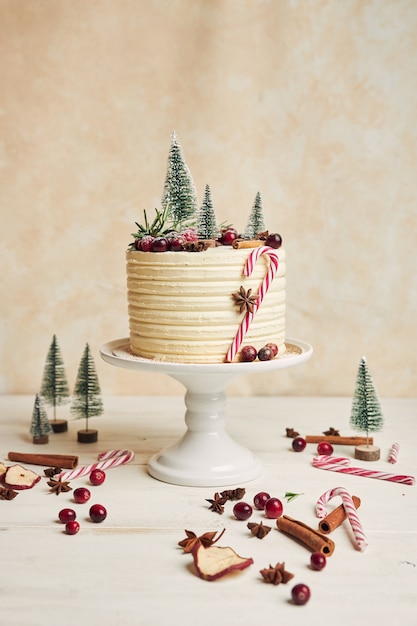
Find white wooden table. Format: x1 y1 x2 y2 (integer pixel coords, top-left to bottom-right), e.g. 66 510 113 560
1 395 416 626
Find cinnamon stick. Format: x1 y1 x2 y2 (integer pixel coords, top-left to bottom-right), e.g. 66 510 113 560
306 435 373 446
8 452 78 469
318 496 361 534
232 239 264 249
276 515 335 556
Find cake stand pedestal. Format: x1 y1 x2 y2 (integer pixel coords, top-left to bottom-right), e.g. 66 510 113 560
100 338 313 487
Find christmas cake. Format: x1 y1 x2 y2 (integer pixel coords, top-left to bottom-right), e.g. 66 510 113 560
126 133 286 364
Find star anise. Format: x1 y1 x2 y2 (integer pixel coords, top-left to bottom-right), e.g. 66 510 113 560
205 492 227 514
47 478 72 495
260 562 294 585
247 521 272 539
323 427 340 436
0 486 18 500
178 528 226 553
232 286 258 314
256 230 269 241
285 427 299 438
220 487 246 501
44 467 62 477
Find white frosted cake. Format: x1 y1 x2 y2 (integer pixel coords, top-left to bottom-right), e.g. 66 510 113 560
127 244 286 363
125 132 286 364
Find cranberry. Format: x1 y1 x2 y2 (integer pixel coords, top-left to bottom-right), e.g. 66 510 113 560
65 520 80 535
134 238 141 250
58 508 76 523
291 583 310 605
310 552 327 571
181 228 198 243
90 469 106 486
264 497 283 519
266 233 282 249
89 504 107 523
240 346 257 362
292 436 306 452
220 228 238 245
152 237 169 252
265 342 278 356
317 441 334 455
253 491 270 510
233 501 253 521
73 487 91 504
170 235 185 251
139 235 154 252
258 346 274 361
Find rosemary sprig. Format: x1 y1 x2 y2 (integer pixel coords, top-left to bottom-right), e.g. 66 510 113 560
284 491 304 503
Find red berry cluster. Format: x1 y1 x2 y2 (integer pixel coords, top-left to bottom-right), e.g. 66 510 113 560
58 470 108 535
135 228 198 253
292 438 334 456
240 343 278 362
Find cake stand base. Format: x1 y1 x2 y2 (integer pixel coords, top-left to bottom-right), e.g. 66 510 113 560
100 338 313 487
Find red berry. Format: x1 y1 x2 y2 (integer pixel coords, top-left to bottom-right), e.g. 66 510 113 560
139 235 154 252
170 235 186 251
90 469 106 486
233 501 253 521
266 233 282 249
317 441 333 455
253 491 270 510
73 487 91 504
58 508 76 523
240 346 257 362
258 346 273 361
220 228 238 245
181 228 198 243
264 497 283 519
152 237 169 252
291 583 310 605
292 436 306 452
65 520 80 535
265 342 278 356
89 503 107 523
310 552 327 571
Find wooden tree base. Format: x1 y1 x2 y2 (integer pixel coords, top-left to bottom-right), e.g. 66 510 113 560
354 444 380 461
33 435 49 444
51 419 68 433
77 429 98 444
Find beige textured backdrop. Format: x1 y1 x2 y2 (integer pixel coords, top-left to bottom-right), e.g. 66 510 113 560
1 0 416 398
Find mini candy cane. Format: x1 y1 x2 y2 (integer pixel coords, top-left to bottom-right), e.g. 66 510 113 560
225 246 279 362
313 455 415 485
388 443 400 464
56 449 135 481
316 487 368 551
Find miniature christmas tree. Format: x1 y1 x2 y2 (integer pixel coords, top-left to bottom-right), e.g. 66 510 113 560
30 394 53 444
40 335 70 432
161 131 198 226
71 343 103 443
350 356 384 460
244 192 266 239
196 184 219 240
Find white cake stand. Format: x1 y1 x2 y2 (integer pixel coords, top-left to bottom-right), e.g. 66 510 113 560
100 338 313 487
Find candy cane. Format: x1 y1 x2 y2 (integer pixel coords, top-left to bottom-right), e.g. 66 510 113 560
313 455 415 485
388 443 399 464
226 246 280 362
316 487 367 551
56 449 135 481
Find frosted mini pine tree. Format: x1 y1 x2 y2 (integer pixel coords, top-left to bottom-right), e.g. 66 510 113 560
40 334 70 432
350 356 384 461
71 343 103 443
244 192 266 239
161 131 198 227
30 394 53 444
196 184 219 240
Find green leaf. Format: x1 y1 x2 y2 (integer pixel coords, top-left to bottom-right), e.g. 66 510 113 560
284 492 304 502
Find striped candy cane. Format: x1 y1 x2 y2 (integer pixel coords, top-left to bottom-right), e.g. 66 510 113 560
316 486 368 551
313 455 415 485
56 449 135 481
225 246 280 362
388 443 399 464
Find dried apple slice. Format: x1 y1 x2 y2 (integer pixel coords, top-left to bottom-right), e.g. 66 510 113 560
4 464 41 490
192 544 253 581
